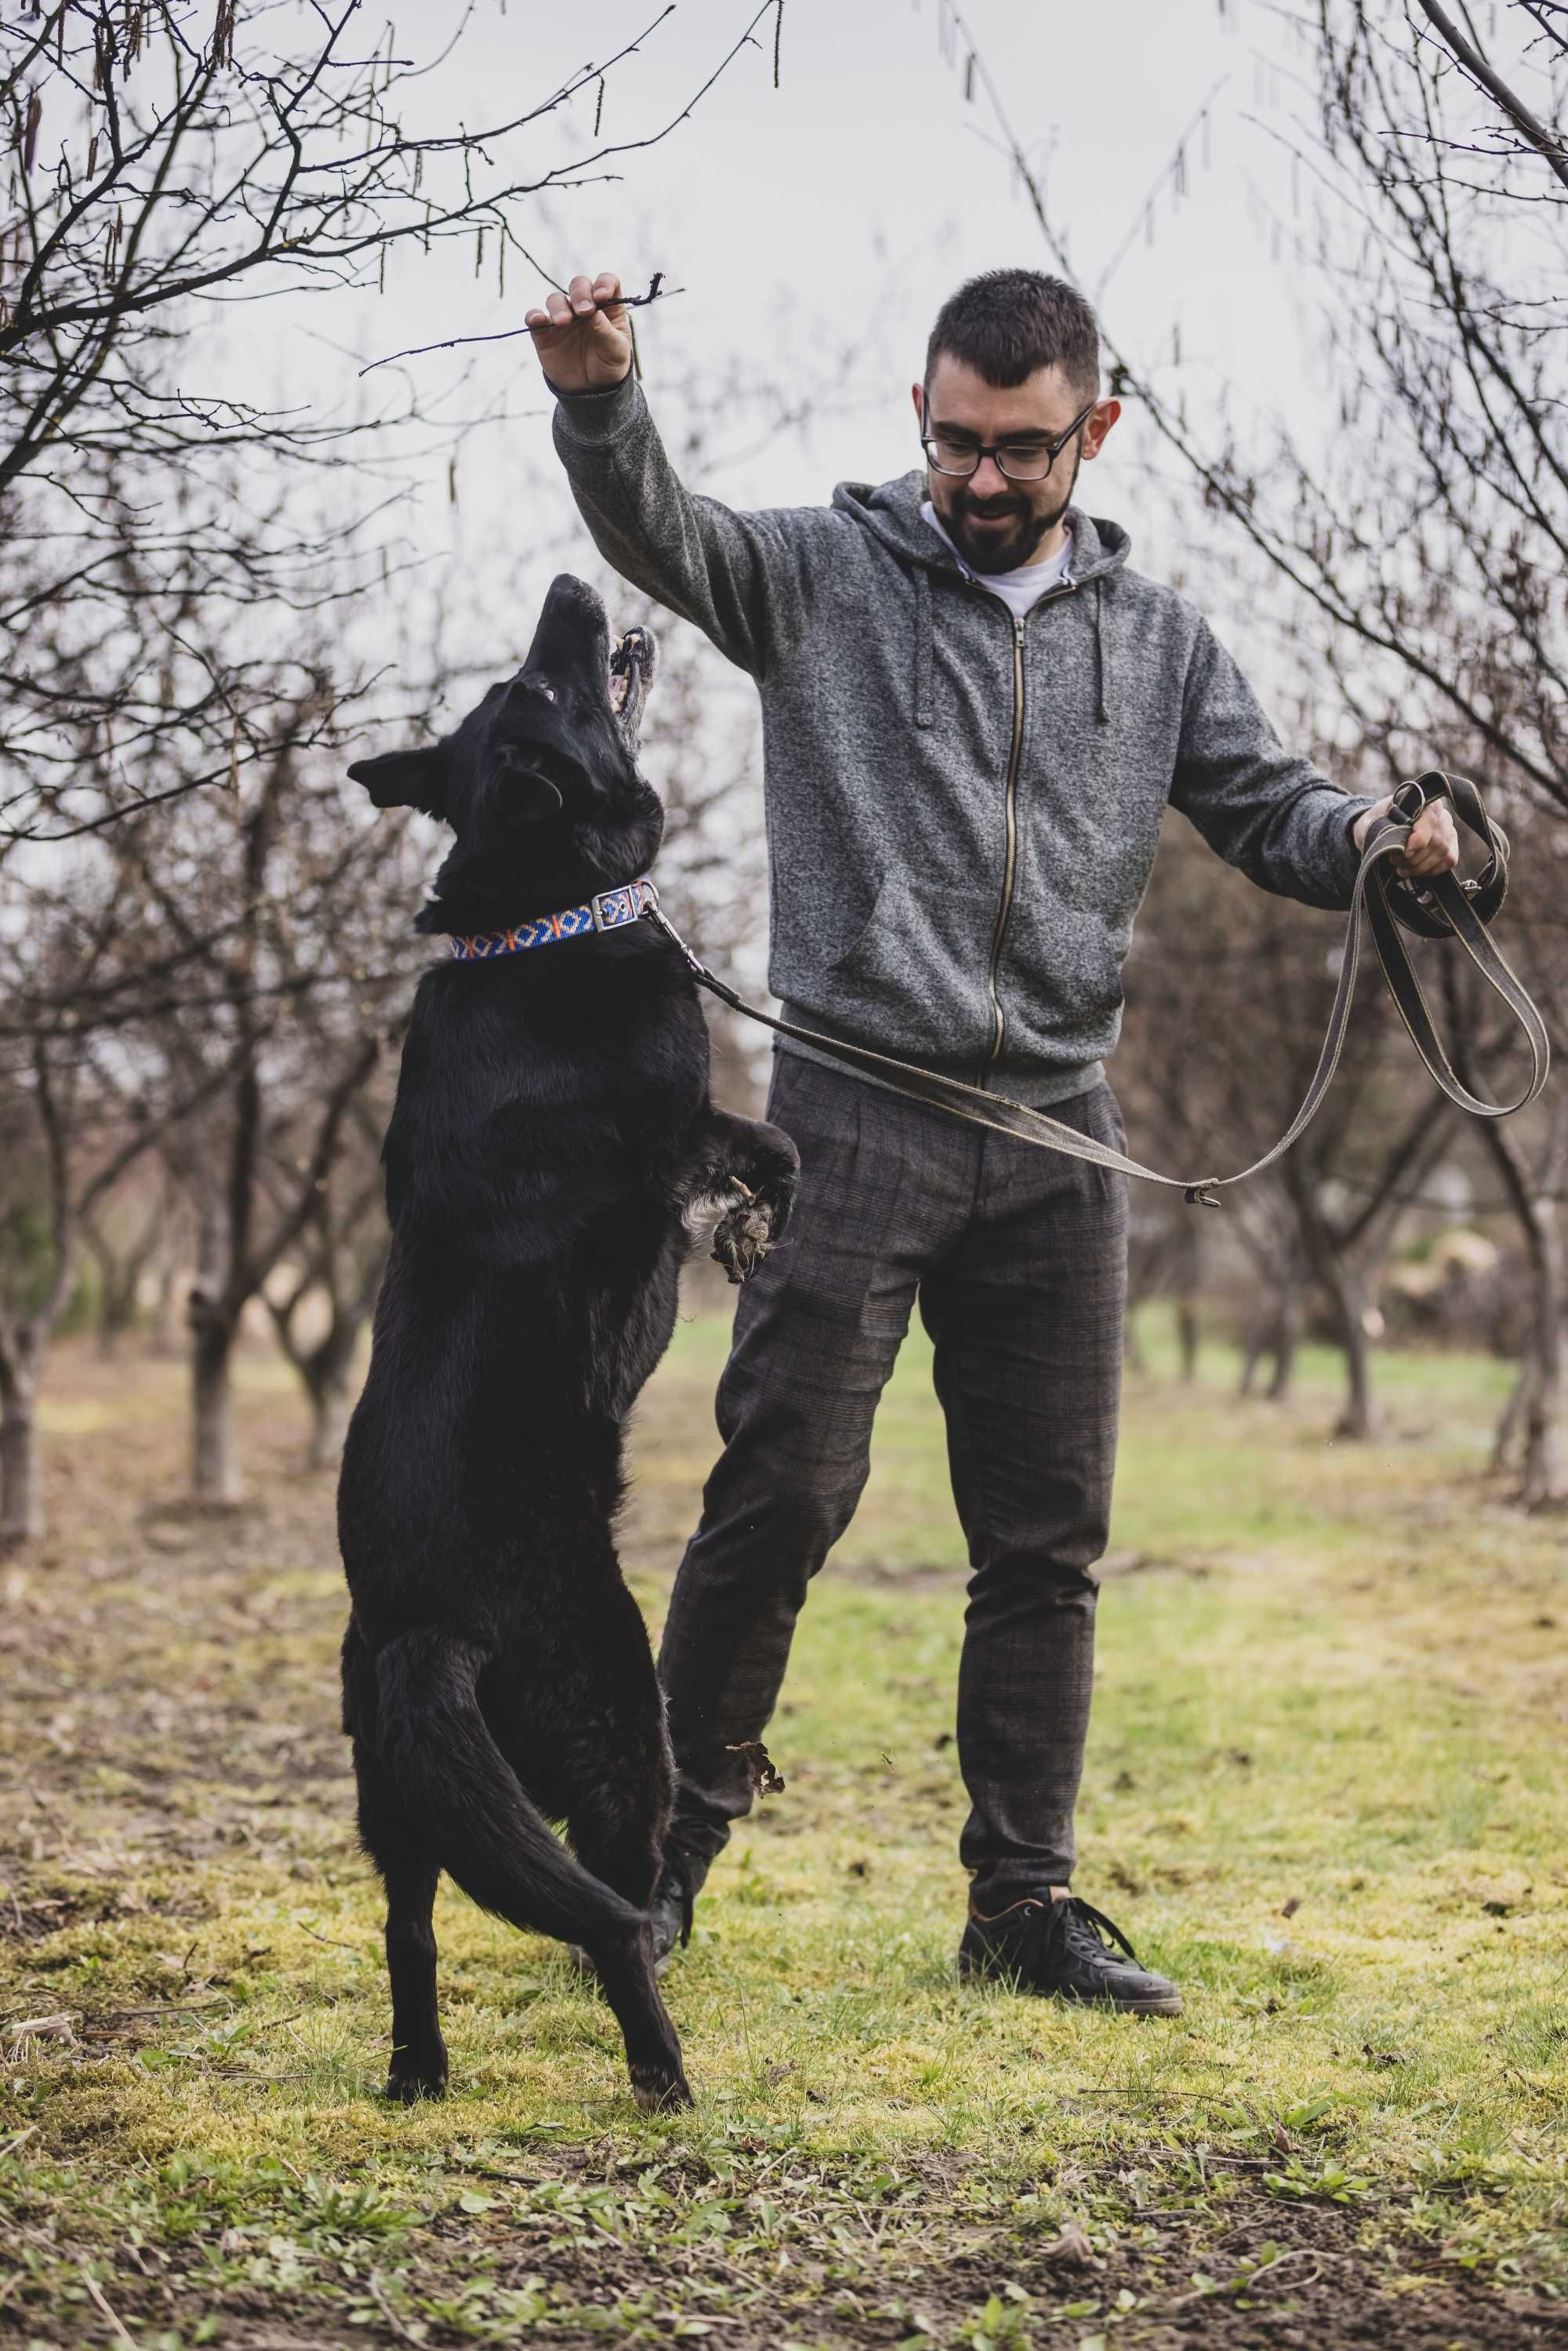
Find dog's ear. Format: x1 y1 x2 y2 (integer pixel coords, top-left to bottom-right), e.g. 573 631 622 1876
348 746 448 819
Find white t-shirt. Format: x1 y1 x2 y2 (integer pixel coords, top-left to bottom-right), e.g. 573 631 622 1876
920 499 1073 619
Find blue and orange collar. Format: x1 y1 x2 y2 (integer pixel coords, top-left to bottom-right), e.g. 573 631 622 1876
447 876 658 963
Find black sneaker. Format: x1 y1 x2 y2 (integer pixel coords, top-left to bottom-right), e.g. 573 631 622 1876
959 1892 1183 2015
648 1843 708 1976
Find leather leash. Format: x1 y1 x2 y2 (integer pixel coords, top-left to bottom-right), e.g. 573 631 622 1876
644 771 1549 1208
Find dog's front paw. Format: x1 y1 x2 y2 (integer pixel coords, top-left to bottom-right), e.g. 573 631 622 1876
711 1185 781 1286
383 2059 447 2104
630 2058 695 2112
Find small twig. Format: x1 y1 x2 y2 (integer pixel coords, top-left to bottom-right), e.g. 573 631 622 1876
78 2268 137 2351
0 2125 37 2160
368 2268 419 2343
95 2002 221 2023
359 274 683 376
295 1919 365 1957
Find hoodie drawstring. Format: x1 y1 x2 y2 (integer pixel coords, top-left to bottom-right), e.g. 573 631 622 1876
1094 577 1110 725
913 568 935 730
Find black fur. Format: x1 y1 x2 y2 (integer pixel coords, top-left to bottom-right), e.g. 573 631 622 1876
337 575 798 2111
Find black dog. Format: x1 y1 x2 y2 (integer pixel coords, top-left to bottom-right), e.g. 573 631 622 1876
337 575 798 2112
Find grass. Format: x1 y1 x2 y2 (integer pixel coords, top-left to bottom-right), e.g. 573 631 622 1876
0 1304 1565 2349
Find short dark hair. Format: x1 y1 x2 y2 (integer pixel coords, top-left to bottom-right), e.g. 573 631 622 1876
925 269 1100 401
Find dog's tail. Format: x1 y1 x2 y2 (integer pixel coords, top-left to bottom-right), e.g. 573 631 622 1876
371 1629 642 1946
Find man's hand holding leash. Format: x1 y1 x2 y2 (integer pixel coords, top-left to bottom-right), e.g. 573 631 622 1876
1354 791 1459 878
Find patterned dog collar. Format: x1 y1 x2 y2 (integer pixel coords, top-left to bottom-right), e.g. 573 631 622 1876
448 876 658 963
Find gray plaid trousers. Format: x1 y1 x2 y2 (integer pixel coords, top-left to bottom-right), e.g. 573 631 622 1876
658 1050 1129 1899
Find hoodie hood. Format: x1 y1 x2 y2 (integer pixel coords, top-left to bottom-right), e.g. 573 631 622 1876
833 471 1132 728
830 468 1132 586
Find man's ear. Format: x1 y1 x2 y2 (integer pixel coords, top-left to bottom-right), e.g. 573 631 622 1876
347 745 448 818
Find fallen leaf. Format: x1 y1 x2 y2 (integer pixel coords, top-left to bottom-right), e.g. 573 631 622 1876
5 2012 76 2052
1039 2220 1097 2268
724 1739 786 1796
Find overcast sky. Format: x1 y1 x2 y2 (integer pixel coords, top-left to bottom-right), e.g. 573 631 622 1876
240 0 1340 652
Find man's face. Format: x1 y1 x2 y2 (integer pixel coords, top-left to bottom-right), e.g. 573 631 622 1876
913 355 1120 574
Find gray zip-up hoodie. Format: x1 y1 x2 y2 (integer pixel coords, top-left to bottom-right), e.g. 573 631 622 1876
554 374 1369 1105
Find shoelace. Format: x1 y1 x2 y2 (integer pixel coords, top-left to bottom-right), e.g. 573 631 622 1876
1018 1895 1144 1975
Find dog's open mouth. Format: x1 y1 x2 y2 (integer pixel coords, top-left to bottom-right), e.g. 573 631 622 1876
609 626 655 722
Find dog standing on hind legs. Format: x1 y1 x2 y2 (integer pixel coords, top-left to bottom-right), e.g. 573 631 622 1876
336 574 798 2112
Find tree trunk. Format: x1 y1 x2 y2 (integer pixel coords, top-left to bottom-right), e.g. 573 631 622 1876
96 1264 139 1359
1265 1290 1300 1403
151 1182 183 1357
1240 1274 1301 1402
1176 1297 1200 1383
1492 1346 1535 1474
299 1306 367 1471
307 1368 354 1471
1305 1228 1374 1435
1332 1290 1375 1439
1476 1123 1566 1507
0 1338 44 1549
1510 1208 1563 1504
190 1314 241 1506
1240 1303 1272 1398
152 1253 181 1357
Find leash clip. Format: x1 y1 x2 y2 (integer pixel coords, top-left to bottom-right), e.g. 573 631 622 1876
1185 1183 1222 1210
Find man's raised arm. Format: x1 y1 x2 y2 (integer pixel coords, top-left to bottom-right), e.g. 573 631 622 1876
526 272 802 681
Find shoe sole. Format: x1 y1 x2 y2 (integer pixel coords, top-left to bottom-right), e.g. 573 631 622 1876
959 1958 1182 2015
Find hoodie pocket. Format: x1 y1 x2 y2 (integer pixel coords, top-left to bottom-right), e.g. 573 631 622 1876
818 871 995 1055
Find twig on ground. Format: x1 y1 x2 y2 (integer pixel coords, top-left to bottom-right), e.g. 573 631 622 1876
368 2268 419 2342
97 2002 222 2022
78 2267 138 2350
294 1919 365 1957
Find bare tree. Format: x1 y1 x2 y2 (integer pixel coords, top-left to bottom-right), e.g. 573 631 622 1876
1121 815 1458 1437
0 0 786 845
82 1167 165 1355
263 1099 390 1471
947 0 1566 1446
103 702 422 1505
0 865 231 1544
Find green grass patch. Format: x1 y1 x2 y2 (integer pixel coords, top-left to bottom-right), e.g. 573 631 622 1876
0 1315 1564 2346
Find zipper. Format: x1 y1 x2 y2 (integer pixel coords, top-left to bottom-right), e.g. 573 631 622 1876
976 576 1079 1087
981 611 1026 1083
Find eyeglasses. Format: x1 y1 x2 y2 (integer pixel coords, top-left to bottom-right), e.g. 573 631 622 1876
920 395 1098 482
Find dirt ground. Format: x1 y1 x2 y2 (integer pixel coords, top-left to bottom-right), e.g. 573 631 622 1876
2 1328 1565 2349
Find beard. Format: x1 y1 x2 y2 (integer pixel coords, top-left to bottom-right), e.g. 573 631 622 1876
940 449 1081 575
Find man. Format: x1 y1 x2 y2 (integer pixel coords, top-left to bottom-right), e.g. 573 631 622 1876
524 267 1458 2013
